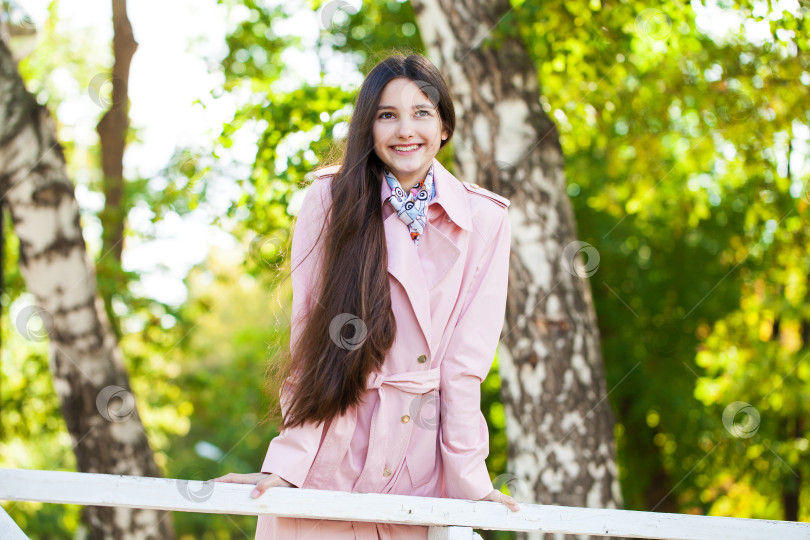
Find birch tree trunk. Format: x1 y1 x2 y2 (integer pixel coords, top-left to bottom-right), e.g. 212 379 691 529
0 37 175 540
411 0 624 532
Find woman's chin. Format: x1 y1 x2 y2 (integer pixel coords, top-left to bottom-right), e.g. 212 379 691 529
385 156 433 174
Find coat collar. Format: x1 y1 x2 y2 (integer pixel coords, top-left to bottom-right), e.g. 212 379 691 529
379 158 473 232
313 158 470 354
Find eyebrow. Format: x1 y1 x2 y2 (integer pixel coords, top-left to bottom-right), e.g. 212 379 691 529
377 103 436 110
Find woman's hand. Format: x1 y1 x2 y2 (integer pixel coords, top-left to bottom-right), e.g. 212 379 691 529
478 488 520 512
210 472 294 499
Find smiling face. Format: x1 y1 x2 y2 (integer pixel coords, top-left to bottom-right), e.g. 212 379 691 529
372 77 449 192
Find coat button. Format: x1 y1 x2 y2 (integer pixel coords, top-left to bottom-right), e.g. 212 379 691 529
417 354 427 363
383 467 392 477
401 415 410 423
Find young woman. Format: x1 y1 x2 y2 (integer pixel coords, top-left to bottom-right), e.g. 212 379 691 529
213 52 518 539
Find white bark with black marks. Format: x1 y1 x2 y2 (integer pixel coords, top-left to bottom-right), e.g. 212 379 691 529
0 36 174 540
411 2 623 537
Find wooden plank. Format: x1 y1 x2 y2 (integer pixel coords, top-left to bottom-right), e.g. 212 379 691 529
428 526 475 539
0 506 29 539
0 468 808 540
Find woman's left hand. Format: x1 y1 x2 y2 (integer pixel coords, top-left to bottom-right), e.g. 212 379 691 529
478 489 520 512
210 472 293 499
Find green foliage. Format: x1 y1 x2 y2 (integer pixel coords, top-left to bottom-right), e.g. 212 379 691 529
0 302 80 538
4 0 810 537
211 0 810 528
162 246 291 538
516 0 810 518
2 1 209 536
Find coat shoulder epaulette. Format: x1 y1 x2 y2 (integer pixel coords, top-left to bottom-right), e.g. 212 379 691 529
462 182 510 208
309 164 341 180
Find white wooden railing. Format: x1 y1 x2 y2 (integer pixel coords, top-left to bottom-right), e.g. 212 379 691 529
1 468 808 539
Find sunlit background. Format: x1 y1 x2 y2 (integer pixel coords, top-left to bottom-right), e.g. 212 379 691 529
2 0 809 537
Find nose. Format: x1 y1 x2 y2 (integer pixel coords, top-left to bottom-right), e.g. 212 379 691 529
396 117 415 139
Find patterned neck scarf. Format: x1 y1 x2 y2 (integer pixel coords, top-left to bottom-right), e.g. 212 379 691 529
385 164 436 247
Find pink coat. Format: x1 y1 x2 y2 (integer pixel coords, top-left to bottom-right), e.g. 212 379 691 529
255 158 511 539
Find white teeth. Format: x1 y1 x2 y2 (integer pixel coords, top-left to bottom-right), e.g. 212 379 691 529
393 144 420 151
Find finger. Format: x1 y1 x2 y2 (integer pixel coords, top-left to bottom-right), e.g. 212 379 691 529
214 473 260 484
251 475 285 498
502 494 520 512
209 473 234 482
274 475 293 487
211 473 241 483
479 490 500 503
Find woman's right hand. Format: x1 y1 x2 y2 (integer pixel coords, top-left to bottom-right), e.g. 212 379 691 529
210 472 294 498
477 488 520 512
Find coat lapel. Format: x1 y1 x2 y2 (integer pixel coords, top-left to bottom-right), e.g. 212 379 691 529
380 159 472 352
383 216 433 347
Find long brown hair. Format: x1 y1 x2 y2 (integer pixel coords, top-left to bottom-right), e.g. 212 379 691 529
266 52 456 431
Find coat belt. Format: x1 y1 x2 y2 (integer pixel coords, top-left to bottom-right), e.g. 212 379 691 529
366 365 441 393
307 366 441 492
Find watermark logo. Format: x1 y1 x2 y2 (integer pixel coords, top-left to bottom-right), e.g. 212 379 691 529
248 231 288 270
714 89 754 123
329 313 368 350
319 0 359 31
96 385 136 423
635 8 672 42
176 466 216 503
722 401 760 438
409 391 439 431
562 241 600 278
15 304 54 342
492 472 530 503
88 73 127 110
409 79 441 109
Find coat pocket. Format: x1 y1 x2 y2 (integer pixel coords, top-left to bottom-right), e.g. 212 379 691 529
405 390 440 489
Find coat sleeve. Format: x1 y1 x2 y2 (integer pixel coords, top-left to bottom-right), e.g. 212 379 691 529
439 207 511 501
259 178 330 488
